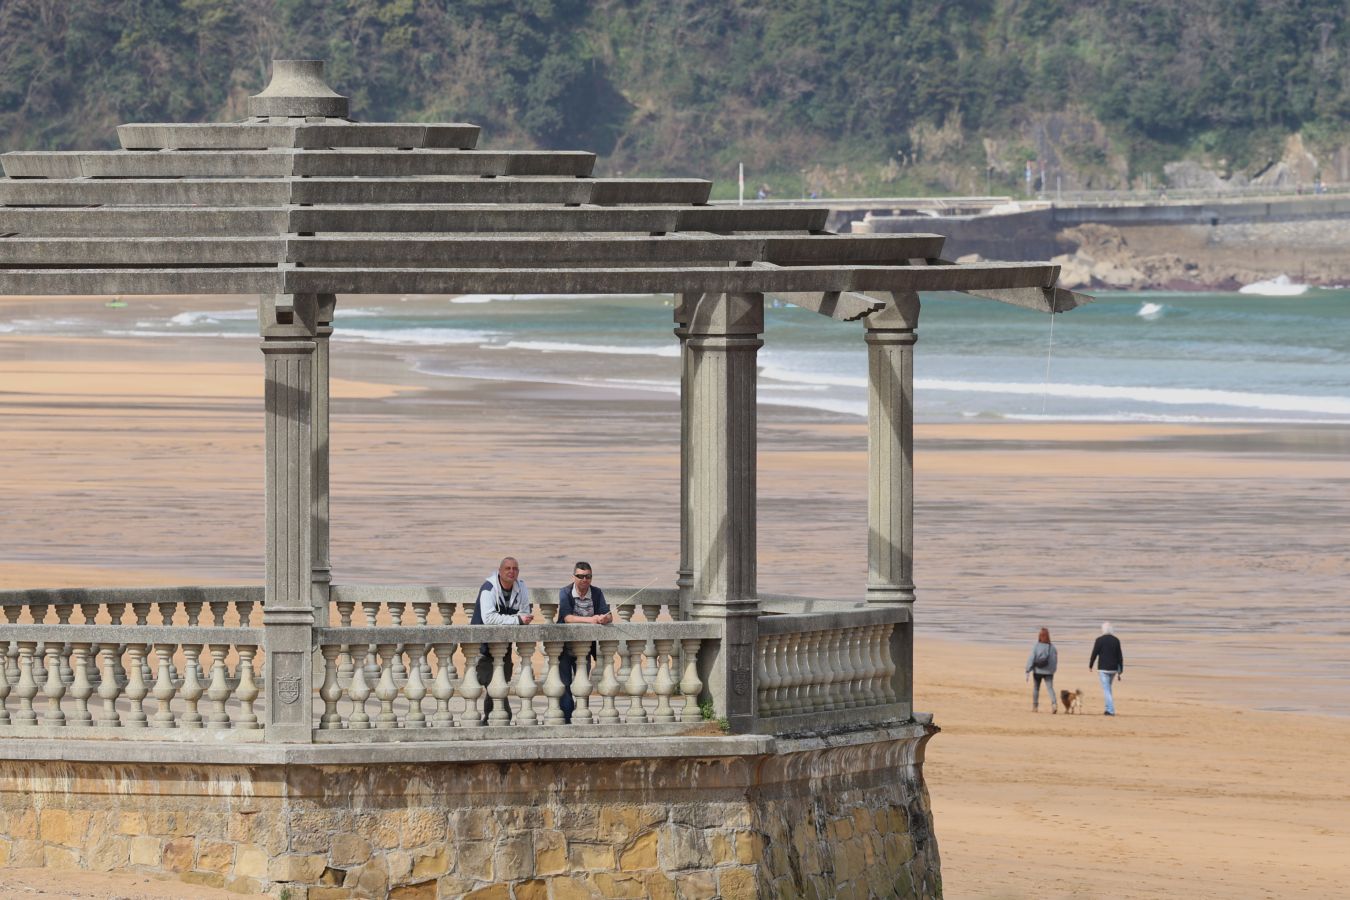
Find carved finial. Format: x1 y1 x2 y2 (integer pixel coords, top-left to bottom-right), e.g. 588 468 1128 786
249 60 349 119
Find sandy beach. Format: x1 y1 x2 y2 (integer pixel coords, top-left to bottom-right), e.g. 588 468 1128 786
2 296 1348 897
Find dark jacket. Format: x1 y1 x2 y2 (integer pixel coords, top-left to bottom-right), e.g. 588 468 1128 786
557 585 609 621
558 585 609 660
1090 634 1124 673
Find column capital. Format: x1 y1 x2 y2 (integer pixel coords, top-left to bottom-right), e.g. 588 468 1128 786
863 290 921 331
682 291 764 337
259 293 320 340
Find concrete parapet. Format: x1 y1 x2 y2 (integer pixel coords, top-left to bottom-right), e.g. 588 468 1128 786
0 721 940 898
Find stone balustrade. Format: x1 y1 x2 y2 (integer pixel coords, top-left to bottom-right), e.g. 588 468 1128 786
754 606 909 732
0 624 264 741
314 621 715 737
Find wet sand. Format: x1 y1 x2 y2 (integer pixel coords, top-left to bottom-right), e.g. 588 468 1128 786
2 303 1349 896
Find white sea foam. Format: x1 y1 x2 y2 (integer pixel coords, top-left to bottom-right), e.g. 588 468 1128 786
334 327 495 346
168 308 255 326
915 378 1350 417
335 307 382 318
758 363 866 389
495 339 679 358
1138 302 1165 320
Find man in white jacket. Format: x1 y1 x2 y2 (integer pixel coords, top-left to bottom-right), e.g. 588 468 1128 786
472 557 533 723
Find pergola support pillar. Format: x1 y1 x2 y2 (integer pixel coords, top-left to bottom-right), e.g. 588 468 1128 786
680 292 763 733
260 293 318 743
311 294 336 621
865 291 919 711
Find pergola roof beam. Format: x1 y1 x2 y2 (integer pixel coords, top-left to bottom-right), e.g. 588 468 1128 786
0 262 1062 298
287 205 829 233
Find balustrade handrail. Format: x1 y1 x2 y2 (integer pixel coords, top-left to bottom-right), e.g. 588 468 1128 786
757 606 907 635
318 622 717 643
0 625 260 644
0 585 263 607
330 584 679 609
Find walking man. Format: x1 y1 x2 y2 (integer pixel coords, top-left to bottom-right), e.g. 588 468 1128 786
472 556 533 723
558 561 612 724
1089 621 1124 716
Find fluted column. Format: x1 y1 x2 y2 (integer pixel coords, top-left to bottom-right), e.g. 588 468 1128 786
680 291 762 733
311 294 336 621
864 291 918 713
260 293 317 742
674 293 694 620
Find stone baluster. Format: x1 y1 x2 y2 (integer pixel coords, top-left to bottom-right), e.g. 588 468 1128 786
624 639 648 724
541 641 566 725
184 600 205 683
0 650 9 725
180 645 204 728
820 626 842 712
641 602 662 681
652 638 676 723
30 603 48 684
613 605 633 680
205 644 231 728
412 601 433 682
870 625 890 705
457 649 484 727
236 599 256 628
319 644 342 729
856 626 876 706
817 629 839 711
436 601 456 626
335 600 356 686
210 600 229 627
14 643 38 725
41 644 66 725
157 600 176 627
106 602 127 686
404 643 428 727
539 601 558 624
79 603 100 687
387 602 408 682
125 644 149 727
799 631 820 712
851 628 871 708
679 639 704 722
878 624 898 704
4 607 21 684
96 647 121 726
68 644 93 728
361 601 381 684
347 645 371 729
566 640 595 725
374 644 399 728
431 643 455 726
757 635 778 716
833 630 853 708
52 602 74 686
775 633 798 715
513 641 538 726
151 644 177 728
237 646 260 729
129 601 151 685
596 639 621 725
485 642 512 726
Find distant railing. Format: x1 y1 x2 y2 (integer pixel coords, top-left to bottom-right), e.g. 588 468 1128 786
0 585 915 742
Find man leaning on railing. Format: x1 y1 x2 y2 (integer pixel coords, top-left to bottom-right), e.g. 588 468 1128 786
471 556 533 723
557 561 612 724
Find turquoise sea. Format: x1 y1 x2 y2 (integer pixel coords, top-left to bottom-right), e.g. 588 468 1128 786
10 289 1346 424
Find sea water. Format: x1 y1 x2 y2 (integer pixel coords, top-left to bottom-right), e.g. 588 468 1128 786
18 289 1347 424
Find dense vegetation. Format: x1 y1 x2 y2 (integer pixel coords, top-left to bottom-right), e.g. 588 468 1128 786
3 0 1348 194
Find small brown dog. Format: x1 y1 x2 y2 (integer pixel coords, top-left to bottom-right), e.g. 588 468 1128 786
1060 688 1083 714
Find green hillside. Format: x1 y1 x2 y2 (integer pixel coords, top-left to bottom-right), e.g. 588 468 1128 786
3 0 1348 195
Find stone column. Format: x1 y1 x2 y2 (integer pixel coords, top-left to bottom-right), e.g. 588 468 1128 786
864 291 919 712
683 292 763 733
311 294 336 622
673 294 694 620
260 293 318 743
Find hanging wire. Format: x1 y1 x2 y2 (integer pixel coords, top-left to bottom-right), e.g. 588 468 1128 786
1041 304 1057 415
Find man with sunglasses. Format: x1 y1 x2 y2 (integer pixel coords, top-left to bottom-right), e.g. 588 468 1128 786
557 561 612 724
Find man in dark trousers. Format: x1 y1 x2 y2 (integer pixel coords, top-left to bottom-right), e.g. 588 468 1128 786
472 556 533 723
1089 621 1124 716
558 561 611 724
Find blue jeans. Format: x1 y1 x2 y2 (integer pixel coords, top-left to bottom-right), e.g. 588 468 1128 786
1099 670 1118 714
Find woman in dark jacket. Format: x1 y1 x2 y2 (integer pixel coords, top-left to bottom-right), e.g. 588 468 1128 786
1025 627 1059 713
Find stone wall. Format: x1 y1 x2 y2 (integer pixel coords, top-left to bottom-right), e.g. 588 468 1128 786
0 724 939 899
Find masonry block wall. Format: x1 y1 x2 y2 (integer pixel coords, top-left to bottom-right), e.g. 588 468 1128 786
0 725 939 899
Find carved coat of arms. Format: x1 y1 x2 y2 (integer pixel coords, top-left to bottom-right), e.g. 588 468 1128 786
730 643 752 696
276 675 302 704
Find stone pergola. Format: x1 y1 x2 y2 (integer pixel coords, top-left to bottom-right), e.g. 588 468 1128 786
0 61 1087 897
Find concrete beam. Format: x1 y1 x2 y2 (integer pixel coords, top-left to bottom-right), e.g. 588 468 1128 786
285 205 829 233
1 150 295 179
0 178 289 206
0 207 284 237
116 122 480 151
292 149 597 177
